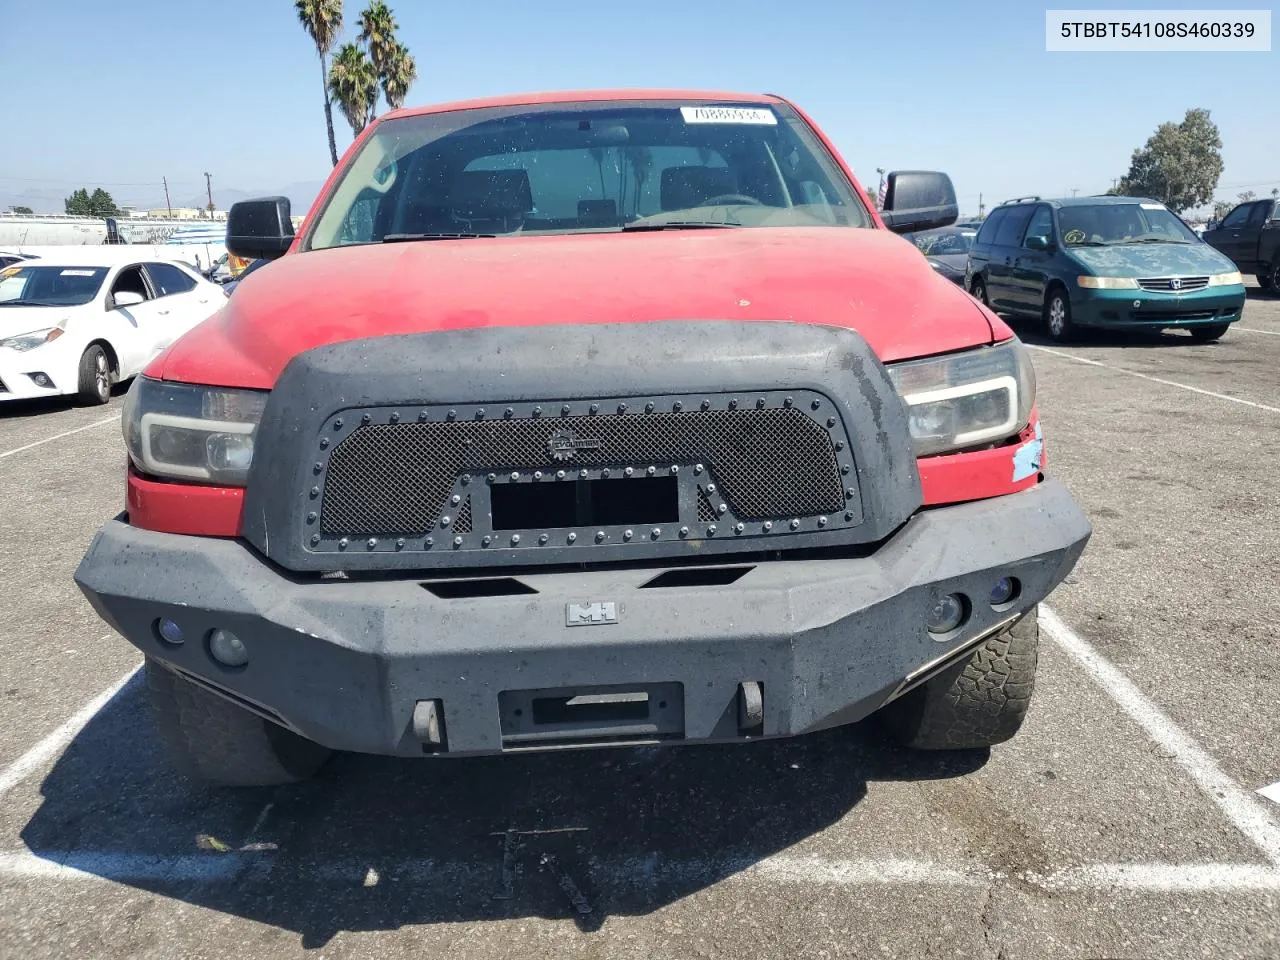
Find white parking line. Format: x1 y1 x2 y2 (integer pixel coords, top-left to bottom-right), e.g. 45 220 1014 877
0 416 117 461
1040 605 1280 868
1027 346 1280 415
0 663 140 799
1259 782 1280 807
1232 326 1280 337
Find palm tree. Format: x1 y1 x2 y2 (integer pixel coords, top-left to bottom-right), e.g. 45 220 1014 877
380 41 417 111
328 42 377 138
358 1 397 122
295 0 344 167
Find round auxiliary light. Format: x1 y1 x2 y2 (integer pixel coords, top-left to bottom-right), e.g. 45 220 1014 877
208 628 249 668
155 618 184 646
927 594 968 636
990 577 1020 607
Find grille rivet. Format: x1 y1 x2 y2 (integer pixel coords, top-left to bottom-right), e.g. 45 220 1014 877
819 516 828 526
396 538 405 550
538 534 548 545
533 406 542 417
846 488 855 499
590 403 599 415
334 418 343 429
671 465 679 474
834 441 845 452
845 511 854 521
729 399 738 410
310 486 319 498
534 470 543 480
476 409 486 419
602 468 611 478
561 404 571 416
735 522 745 534
441 516 451 526
842 464 851 475
461 475 471 485
811 399 821 410
790 519 800 529
624 529 633 540
362 413 371 424
700 399 710 410
390 412 400 423
451 494 461 505
647 465 656 476
717 503 728 515
367 538 377 549
595 531 605 542
694 463 704 474
310 534 320 545
707 524 717 535
447 409 457 421
756 398 765 408
426 536 434 547
673 401 683 412
706 483 716 494
827 417 836 428
453 536 463 548
784 397 793 408
482 536 491 547
307 511 317 523
487 473 497 483
567 532 577 543
763 521 774 532
557 469 566 480
319 438 329 449
511 534 520 545
679 526 689 537
338 538 349 549
504 408 513 419
651 527 661 538
645 402 654 413
580 469 589 479
314 462 323 473
624 467 634 477
617 402 627 414
510 471 520 482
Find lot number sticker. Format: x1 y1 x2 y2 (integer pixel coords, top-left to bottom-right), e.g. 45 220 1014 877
681 106 777 125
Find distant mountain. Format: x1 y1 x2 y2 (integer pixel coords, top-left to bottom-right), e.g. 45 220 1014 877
2 181 325 216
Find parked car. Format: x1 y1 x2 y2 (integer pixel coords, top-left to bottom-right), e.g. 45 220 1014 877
0 256 224 404
0 252 37 269
1201 197 1280 292
903 225 976 285
75 90 1090 787
967 195 1246 342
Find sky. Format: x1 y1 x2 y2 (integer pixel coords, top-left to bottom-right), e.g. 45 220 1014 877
0 0 1275 217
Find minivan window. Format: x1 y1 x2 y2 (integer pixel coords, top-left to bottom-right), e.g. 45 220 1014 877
994 205 1034 246
1058 202 1198 246
975 209 1005 244
308 100 871 249
1023 206 1054 246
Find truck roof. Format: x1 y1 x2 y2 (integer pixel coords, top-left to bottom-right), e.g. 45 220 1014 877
384 89 782 121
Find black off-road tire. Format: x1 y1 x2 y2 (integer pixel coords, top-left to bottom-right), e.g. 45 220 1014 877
145 658 331 786
1188 323 1231 343
1262 260 1280 293
76 344 112 405
881 607 1039 750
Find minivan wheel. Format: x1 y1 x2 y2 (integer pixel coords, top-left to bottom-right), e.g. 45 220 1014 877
970 277 988 306
1044 289 1074 341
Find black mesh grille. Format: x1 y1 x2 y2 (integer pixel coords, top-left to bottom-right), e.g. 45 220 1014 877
697 487 717 523
453 495 472 534
322 407 843 536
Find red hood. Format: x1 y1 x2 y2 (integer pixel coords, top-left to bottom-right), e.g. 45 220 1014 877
152 227 1001 389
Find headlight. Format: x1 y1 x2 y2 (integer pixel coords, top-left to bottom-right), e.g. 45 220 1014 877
1207 270 1243 286
1077 276 1138 289
887 339 1036 456
0 325 64 352
123 376 268 486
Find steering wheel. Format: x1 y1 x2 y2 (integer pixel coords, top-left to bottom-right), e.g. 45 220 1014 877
701 193 763 206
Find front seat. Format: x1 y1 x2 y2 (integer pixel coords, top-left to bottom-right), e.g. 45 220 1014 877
659 166 738 211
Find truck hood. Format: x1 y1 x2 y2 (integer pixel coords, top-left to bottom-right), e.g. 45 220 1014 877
152 227 1000 390
1070 241 1236 278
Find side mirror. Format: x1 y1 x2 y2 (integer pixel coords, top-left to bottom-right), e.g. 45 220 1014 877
226 197 294 261
112 291 145 308
879 171 958 234
1025 235 1052 251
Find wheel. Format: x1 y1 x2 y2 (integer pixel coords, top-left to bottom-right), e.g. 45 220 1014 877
970 277 988 306
1043 288 1074 341
76 345 112 405
880 607 1039 750
1188 323 1231 343
1266 260 1280 293
144 658 331 786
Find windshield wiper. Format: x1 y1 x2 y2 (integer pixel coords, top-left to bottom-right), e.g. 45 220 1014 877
1068 240 1111 247
1126 237 1190 244
381 232 498 242
620 221 742 232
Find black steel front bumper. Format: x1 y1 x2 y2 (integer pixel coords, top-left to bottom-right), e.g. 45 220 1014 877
75 481 1090 757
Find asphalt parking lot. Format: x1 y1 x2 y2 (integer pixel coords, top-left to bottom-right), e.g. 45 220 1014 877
1 290 1278 960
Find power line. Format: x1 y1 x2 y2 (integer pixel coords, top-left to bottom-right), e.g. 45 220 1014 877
0 175 202 187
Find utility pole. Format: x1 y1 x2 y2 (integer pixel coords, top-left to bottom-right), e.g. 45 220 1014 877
204 171 214 219
162 176 173 218
1071 187 1079 197
977 192 984 218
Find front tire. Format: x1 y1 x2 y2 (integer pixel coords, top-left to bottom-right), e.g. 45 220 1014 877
1264 260 1280 294
145 658 331 786
76 345 112 405
1044 288 1074 342
881 607 1039 750
970 276 989 306
1189 323 1231 343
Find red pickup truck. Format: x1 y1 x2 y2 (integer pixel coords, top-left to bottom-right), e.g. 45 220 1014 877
76 91 1090 786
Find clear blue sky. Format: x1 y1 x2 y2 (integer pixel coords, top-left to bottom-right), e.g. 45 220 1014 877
0 0 1274 215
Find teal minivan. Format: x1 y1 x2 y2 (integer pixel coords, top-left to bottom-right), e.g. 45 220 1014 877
966 196 1246 342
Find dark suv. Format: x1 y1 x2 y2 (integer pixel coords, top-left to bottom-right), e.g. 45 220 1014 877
1202 197 1280 292
967 196 1245 341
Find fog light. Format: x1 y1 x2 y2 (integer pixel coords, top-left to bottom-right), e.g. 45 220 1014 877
155 618 184 645
28 372 54 388
990 576 1019 607
208 628 248 667
927 593 968 635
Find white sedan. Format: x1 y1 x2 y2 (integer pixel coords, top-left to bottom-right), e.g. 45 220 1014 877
0 257 224 405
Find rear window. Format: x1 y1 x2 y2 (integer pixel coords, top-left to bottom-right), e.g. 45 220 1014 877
307 100 871 249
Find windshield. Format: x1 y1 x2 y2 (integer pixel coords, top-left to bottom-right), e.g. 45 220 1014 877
910 230 974 255
1058 203 1199 246
307 100 870 249
0 265 108 306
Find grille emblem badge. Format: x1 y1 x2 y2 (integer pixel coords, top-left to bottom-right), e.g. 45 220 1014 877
1170 277 1182 291
548 430 604 461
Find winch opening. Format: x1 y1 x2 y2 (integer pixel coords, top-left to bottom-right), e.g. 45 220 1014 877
490 475 679 531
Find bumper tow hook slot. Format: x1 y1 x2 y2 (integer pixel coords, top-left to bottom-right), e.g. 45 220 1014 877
412 699 444 748
738 681 763 734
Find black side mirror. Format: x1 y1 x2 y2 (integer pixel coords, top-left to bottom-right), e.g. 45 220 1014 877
880 171 958 234
226 197 294 261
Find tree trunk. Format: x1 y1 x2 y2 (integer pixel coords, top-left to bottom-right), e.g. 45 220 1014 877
321 53 339 167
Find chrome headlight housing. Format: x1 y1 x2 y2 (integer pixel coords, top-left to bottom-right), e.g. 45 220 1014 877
123 376 268 486
887 339 1036 456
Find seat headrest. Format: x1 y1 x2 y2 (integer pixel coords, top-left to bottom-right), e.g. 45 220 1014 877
450 170 534 216
660 166 737 211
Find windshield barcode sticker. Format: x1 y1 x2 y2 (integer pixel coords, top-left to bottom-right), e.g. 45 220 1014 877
680 106 777 125
1140 202 1167 210
60 269 96 276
